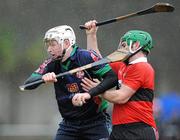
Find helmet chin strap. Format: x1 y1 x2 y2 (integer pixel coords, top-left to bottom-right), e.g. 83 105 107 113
56 49 66 62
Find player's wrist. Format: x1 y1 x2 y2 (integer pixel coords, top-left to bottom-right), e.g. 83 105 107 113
86 93 92 98
88 88 97 97
86 32 97 36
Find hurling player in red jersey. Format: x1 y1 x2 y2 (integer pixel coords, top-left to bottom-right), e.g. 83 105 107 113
72 20 159 140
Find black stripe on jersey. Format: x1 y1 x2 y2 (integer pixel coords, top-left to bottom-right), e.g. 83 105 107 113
129 88 154 102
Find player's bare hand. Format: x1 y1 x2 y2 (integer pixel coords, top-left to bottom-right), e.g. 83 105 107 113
81 78 100 92
42 72 57 83
72 93 91 106
84 20 98 35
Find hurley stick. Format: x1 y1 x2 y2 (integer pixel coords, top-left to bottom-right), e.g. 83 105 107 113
19 48 130 91
79 3 174 29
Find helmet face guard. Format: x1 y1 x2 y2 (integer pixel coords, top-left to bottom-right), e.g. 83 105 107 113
44 25 76 61
118 40 143 54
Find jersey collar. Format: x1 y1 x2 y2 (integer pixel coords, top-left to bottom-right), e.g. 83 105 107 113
70 44 79 61
61 44 78 70
70 44 78 57
129 57 147 64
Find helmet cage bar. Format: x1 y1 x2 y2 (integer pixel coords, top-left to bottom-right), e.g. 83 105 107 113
43 25 76 61
118 40 143 54
44 39 65 61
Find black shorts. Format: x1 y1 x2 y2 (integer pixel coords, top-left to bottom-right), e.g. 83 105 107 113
109 122 159 140
54 112 111 140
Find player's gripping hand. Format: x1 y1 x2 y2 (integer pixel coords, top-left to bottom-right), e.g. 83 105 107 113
81 78 100 92
72 93 91 106
84 20 98 35
42 72 57 83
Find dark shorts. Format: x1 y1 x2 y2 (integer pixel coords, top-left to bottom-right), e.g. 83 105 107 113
54 112 112 140
109 122 159 140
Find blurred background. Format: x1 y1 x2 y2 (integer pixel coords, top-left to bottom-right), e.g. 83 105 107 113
0 0 180 140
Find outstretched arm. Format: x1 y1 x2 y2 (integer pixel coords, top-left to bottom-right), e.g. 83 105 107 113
23 58 54 90
85 20 102 57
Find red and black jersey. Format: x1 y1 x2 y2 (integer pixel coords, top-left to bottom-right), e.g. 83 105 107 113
110 60 157 129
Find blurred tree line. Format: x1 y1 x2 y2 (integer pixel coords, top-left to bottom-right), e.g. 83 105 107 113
0 24 43 84
0 0 179 94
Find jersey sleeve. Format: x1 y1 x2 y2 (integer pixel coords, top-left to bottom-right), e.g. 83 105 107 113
24 58 52 89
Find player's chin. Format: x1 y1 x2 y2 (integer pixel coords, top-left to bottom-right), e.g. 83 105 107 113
52 55 60 60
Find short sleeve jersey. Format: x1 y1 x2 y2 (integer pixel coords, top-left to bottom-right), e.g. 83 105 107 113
110 59 157 129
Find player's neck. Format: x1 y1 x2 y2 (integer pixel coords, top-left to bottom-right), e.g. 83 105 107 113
62 47 73 62
129 51 146 63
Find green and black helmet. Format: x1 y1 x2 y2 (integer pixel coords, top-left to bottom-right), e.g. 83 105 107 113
121 30 153 53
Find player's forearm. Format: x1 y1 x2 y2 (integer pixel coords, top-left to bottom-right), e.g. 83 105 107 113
87 34 101 57
102 84 135 104
102 89 123 104
88 70 117 97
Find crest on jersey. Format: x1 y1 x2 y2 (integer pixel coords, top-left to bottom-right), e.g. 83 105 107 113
66 83 79 93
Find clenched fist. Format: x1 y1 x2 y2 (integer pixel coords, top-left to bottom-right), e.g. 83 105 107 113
42 72 57 83
72 93 91 106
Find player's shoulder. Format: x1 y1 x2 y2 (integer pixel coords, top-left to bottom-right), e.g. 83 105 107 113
76 48 101 60
110 61 126 67
110 61 126 69
74 47 88 56
77 48 98 55
132 62 154 73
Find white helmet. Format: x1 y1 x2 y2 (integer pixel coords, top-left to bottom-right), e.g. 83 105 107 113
44 25 76 46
